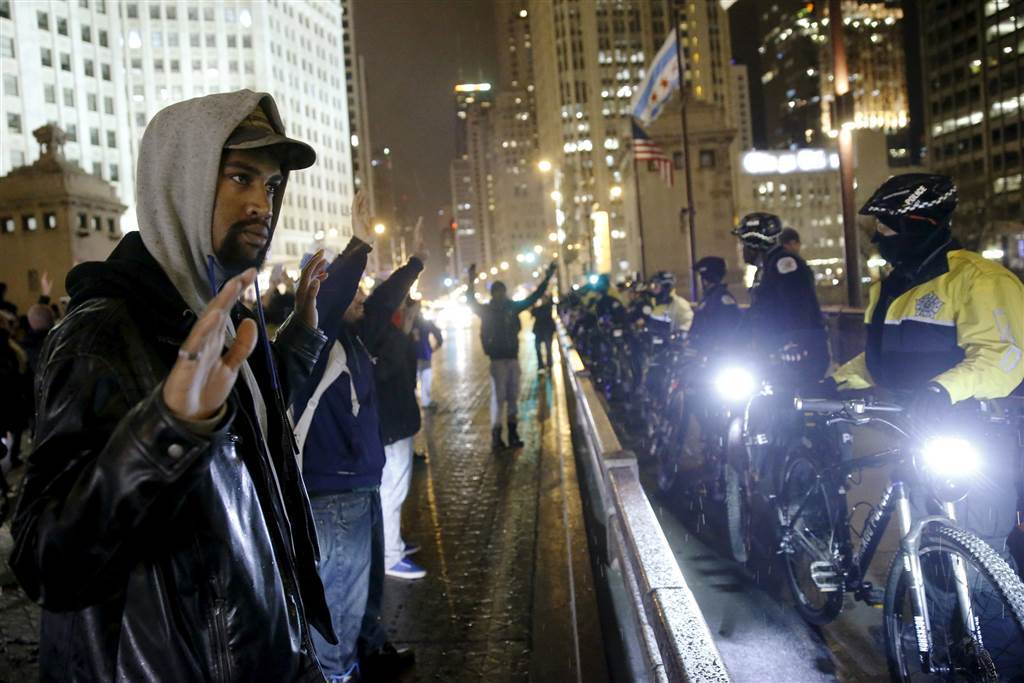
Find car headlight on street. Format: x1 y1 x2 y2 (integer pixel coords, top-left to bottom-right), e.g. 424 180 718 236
715 367 756 402
921 436 979 478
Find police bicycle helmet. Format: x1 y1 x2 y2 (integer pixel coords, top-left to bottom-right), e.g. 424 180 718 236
732 212 783 251
859 173 958 232
695 256 726 283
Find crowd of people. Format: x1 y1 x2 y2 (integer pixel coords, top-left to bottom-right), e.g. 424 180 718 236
4 86 1023 683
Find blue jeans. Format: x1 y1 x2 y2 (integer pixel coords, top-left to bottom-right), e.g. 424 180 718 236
309 488 387 678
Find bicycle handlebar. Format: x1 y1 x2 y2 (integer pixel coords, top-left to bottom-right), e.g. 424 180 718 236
795 397 905 415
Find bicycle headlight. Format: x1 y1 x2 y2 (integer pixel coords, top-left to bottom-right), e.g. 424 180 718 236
921 437 979 478
715 367 756 403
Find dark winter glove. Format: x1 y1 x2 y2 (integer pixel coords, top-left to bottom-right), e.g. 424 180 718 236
779 342 809 364
909 382 953 426
816 377 840 399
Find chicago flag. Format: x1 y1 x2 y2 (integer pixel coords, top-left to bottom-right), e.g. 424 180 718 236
630 30 682 126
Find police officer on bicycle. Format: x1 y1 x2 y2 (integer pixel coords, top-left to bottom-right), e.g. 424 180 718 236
688 257 741 354
828 173 1024 572
733 212 830 386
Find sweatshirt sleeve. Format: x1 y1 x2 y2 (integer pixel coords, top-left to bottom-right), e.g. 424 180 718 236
313 237 372 346
512 270 554 312
362 257 424 350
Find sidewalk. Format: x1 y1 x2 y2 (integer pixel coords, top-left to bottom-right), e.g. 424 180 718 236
381 321 607 681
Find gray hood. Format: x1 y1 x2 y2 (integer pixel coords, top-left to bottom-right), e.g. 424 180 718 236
135 90 300 440
136 89 292 311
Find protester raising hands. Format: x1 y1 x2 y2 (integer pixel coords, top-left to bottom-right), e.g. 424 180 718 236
352 190 372 243
162 268 259 421
294 248 328 329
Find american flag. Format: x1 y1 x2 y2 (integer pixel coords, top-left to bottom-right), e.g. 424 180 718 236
632 121 674 187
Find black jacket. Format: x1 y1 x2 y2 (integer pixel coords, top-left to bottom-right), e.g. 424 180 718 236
374 323 420 446
688 283 741 353
469 270 554 359
11 233 335 682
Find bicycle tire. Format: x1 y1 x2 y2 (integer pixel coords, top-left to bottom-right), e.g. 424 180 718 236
778 452 844 625
724 460 750 564
884 524 1024 681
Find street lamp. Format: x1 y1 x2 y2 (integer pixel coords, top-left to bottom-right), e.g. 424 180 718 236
373 222 386 235
609 185 623 200
550 190 562 203
537 159 552 173
500 261 509 270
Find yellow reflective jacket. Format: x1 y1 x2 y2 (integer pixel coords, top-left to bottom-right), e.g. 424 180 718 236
832 249 1024 403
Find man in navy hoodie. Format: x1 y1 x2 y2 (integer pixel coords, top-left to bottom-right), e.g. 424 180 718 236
292 195 424 682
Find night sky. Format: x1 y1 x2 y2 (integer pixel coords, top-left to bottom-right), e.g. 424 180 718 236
355 0 497 235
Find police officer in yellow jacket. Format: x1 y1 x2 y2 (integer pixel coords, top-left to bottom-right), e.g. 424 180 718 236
831 173 1024 410
830 172 1024 574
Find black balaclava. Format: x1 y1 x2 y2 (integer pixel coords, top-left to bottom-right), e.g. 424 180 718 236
872 214 952 271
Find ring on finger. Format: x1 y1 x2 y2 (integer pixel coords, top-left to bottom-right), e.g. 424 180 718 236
178 349 201 362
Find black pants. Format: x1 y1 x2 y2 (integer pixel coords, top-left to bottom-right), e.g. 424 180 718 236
535 333 554 368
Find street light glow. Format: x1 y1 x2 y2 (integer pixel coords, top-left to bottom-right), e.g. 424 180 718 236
373 223 386 235
548 232 558 242
550 190 562 203
533 245 543 254
537 159 552 173
490 267 498 275
610 185 623 199
500 261 509 270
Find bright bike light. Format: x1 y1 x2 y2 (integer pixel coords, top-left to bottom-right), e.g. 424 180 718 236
921 437 979 478
715 367 756 402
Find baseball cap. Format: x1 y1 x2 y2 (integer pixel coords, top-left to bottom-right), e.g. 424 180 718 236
224 105 316 170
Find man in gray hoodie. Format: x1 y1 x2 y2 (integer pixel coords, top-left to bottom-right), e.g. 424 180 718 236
12 90 368 681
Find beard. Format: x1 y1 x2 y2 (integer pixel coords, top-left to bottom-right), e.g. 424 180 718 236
215 219 272 274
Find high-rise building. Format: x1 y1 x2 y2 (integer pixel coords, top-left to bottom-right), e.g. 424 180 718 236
918 0 1022 267
732 63 754 151
758 0 824 148
529 0 736 279
0 0 355 269
450 83 495 273
490 0 548 273
756 1 910 162
341 0 369 195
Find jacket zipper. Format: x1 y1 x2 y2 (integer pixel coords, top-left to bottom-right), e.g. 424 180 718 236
211 599 232 683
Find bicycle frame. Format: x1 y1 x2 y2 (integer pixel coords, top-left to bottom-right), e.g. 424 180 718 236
783 422 986 675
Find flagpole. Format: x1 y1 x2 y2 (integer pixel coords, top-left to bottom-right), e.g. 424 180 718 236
671 11 699 301
630 137 648 278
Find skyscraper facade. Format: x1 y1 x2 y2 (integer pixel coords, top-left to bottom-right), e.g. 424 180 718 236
490 0 548 273
0 0 355 268
449 83 495 274
756 1 910 162
918 0 1022 266
529 0 736 278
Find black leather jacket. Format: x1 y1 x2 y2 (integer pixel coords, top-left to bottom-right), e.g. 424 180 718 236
11 233 334 682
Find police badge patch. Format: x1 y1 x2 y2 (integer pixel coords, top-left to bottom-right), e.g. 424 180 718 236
915 292 944 319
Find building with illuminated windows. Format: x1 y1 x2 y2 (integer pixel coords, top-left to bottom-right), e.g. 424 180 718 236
529 0 737 280
918 0 1023 272
756 1 910 164
735 129 924 303
490 0 549 276
0 0 355 270
450 83 495 275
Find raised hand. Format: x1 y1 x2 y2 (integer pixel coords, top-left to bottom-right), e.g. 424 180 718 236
40 271 53 297
163 269 259 422
351 190 372 242
294 249 328 329
467 263 477 282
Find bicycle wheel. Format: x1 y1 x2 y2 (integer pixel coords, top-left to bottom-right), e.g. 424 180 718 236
884 524 1024 681
655 392 687 493
778 452 844 625
724 460 751 564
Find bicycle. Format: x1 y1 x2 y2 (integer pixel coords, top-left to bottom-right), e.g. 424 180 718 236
778 397 1024 680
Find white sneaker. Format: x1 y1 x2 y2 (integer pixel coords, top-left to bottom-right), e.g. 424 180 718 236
385 558 427 580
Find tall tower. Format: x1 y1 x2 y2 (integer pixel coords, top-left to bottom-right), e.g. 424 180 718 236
918 0 1023 265
490 0 548 273
0 0 356 268
528 0 736 279
450 83 495 273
